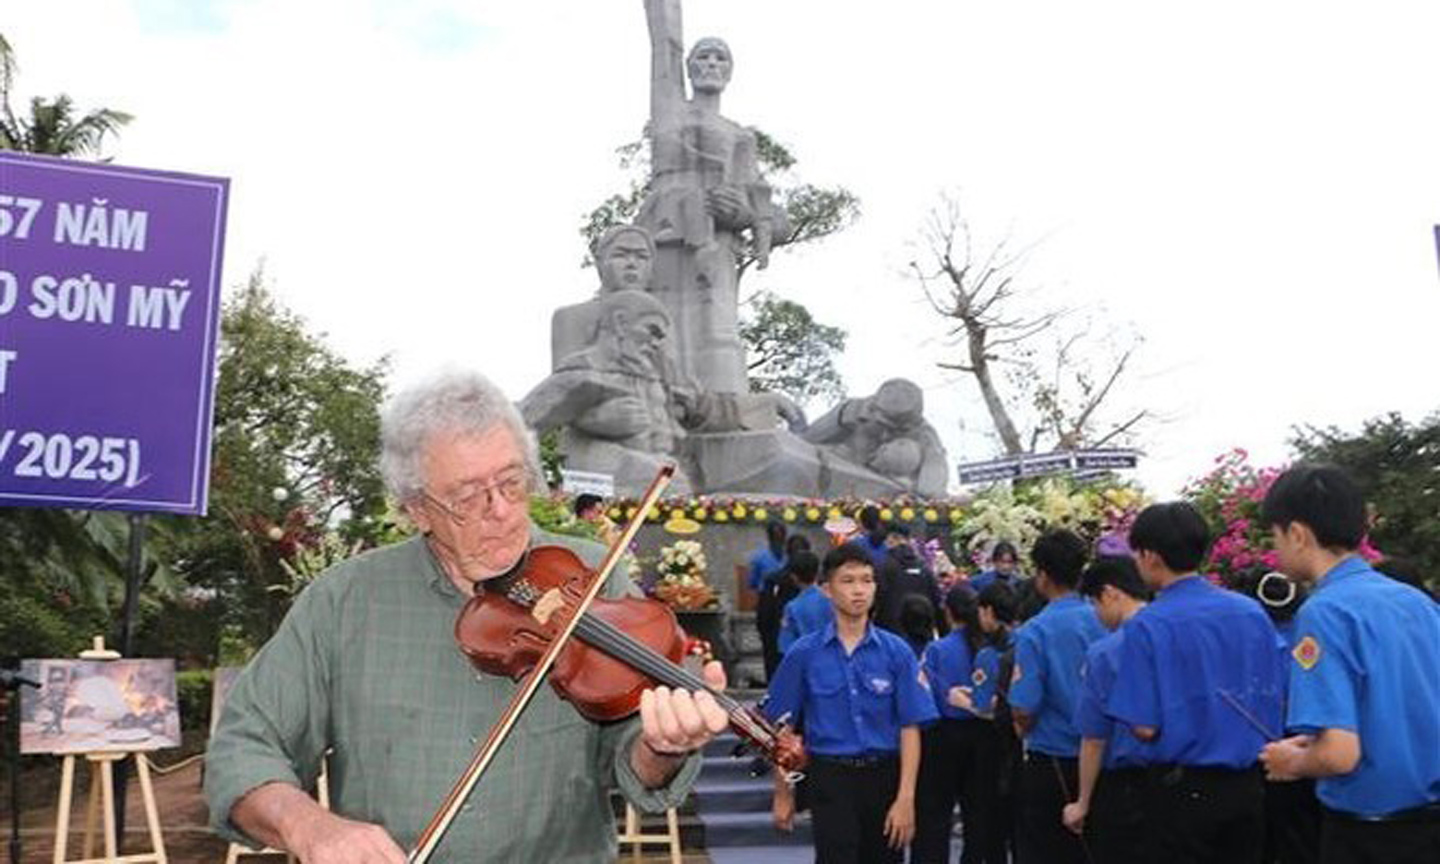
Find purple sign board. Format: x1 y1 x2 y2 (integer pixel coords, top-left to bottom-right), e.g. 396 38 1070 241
0 152 229 515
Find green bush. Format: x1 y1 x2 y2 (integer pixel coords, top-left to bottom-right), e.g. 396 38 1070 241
0 590 108 658
175 668 215 732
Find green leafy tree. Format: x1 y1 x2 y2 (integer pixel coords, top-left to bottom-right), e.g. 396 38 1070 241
738 290 847 404
1291 412 1440 592
151 272 391 661
0 33 132 158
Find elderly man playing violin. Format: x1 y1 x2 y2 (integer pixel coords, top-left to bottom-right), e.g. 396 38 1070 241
205 369 729 864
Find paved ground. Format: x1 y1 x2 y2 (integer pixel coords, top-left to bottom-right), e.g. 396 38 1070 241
6 756 711 863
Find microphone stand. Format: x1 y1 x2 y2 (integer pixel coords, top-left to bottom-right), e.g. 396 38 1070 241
1 665 41 864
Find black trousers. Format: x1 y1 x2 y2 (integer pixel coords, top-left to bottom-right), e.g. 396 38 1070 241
912 719 994 864
1319 807 1440 864
1086 767 1148 863
1143 765 1265 864
808 756 903 864
1016 753 1087 864
1264 778 1321 864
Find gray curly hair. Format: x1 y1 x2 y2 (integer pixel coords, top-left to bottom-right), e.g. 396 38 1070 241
379 369 542 503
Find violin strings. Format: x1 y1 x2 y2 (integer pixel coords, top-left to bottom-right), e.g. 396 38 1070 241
572 613 753 720
574 611 768 744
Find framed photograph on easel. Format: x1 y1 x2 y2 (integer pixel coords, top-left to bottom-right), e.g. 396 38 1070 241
18 658 182 756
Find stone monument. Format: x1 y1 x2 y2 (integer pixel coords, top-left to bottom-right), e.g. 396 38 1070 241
521 2 950 500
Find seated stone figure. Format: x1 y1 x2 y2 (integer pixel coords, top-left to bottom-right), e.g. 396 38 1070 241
523 290 703 494
802 378 949 498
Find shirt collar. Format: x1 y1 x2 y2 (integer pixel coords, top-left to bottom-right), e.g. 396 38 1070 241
1316 555 1370 591
821 618 877 649
1041 592 1085 614
1157 574 1206 598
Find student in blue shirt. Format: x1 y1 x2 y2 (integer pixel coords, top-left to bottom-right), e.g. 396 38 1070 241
778 550 829 653
767 543 938 863
970 540 1021 593
1008 529 1106 864
751 520 791 680
856 505 892 568
965 581 1021 864
1258 465 1440 864
913 586 989 863
1108 501 1285 864
1062 555 1151 862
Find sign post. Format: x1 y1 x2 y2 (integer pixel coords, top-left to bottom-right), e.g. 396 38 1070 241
957 448 1141 486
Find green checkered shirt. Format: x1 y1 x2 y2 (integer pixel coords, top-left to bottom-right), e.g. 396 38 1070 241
205 530 700 862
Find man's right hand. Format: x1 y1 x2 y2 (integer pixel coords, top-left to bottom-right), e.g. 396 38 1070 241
772 790 795 833
290 811 406 864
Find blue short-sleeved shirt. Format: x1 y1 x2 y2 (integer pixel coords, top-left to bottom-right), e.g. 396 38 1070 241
747 547 786 592
765 620 939 757
1009 594 1106 757
859 535 890 569
970 569 1017 594
779 586 833 653
1107 576 1285 769
1074 627 1148 769
922 630 980 720
1286 557 1440 817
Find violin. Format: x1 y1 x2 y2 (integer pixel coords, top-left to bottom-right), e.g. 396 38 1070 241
455 543 808 763
407 465 803 864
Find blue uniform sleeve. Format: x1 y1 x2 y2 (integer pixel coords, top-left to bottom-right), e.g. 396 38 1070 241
920 641 946 715
747 552 765 592
1286 602 1359 733
895 642 939 727
765 641 807 728
1008 624 1046 714
1074 642 1113 740
1105 620 1160 729
779 602 798 654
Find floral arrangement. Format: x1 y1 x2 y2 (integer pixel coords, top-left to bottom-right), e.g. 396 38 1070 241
650 539 718 611
605 496 967 528
950 478 1146 564
1182 448 1382 584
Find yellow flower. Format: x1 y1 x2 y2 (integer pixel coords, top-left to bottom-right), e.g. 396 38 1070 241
950 509 964 523
783 507 797 522
880 507 894 521
827 507 842 520
924 508 939 522
715 511 730 523
806 507 821 522
648 505 663 521
733 504 748 519
900 507 915 521
754 507 768 521
670 508 685 521
693 506 708 521
607 507 622 520
625 507 637 520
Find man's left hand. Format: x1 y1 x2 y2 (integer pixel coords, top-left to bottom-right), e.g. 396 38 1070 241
638 661 729 757
1261 734 1313 782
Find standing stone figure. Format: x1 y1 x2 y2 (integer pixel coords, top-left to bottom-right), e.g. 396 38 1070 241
640 0 785 397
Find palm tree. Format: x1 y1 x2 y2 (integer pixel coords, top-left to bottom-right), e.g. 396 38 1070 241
0 32 132 157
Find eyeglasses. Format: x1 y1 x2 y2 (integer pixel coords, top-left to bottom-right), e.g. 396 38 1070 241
421 469 529 526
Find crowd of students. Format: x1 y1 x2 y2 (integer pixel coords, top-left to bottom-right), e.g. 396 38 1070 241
752 465 1439 864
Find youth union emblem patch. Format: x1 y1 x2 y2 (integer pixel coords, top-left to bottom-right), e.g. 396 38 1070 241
971 667 988 687
1293 635 1321 670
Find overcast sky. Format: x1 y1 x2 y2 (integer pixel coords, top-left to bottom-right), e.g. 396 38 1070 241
7 0 1438 496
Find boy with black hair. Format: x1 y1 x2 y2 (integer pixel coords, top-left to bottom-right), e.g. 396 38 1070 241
1258 465 1440 864
857 505 890 568
1062 556 1150 861
767 543 938 863
1008 530 1105 864
875 522 947 639
1108 501 1286 863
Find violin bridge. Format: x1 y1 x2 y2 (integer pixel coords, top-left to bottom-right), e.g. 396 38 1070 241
531 587 566 626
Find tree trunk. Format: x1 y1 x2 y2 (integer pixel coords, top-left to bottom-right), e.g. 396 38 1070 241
969 329 1024 455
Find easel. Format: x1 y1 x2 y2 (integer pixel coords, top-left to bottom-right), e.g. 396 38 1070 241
615 803 682 864
50 638 167 864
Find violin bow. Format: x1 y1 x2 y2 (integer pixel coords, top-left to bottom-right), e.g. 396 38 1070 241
408 464 676 863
